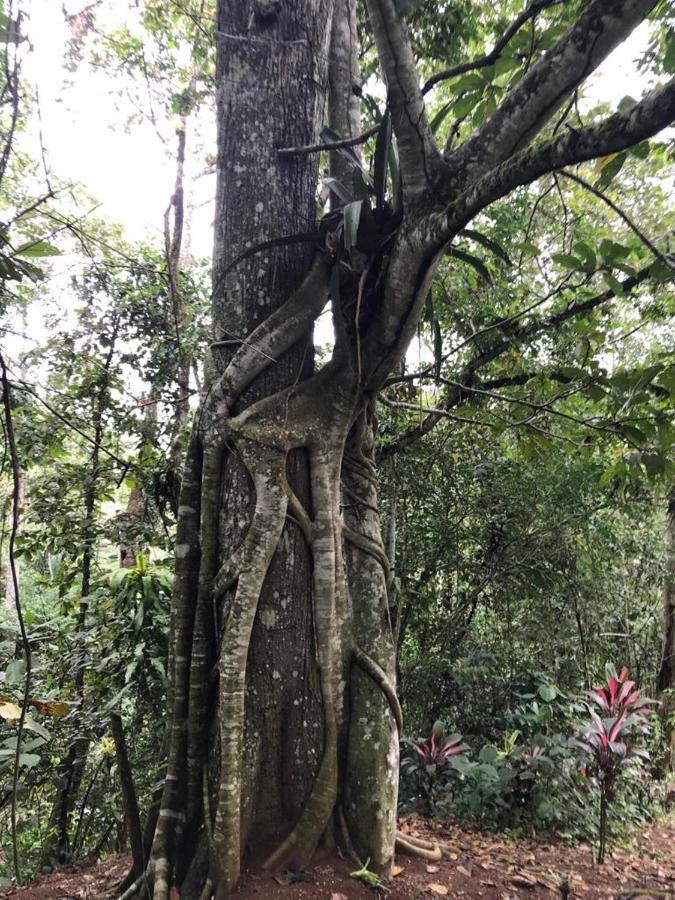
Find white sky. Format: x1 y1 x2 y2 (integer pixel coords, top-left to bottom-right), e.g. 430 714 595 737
20 4 654 263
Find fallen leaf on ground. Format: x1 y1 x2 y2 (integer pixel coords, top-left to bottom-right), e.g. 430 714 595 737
458 858 473 877
510 872 537 889
392 865 405 877
330 894 348 900
426 864 439 873
427 884 448 896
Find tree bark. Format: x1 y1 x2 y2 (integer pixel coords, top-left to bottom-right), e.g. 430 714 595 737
111 713 145 880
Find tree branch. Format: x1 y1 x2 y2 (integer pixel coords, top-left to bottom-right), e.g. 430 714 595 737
559 169 675 270
364 0 443 196
447 0 661 186
421 0 564 95
448 77 675 233
378 263 657 458
277 124 379 158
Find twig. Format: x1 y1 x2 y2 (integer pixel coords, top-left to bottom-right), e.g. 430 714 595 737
0 351 32 885
422 0 564 94
559 170 675 270
277 124 379 157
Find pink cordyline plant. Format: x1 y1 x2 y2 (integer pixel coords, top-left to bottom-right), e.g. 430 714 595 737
410 722 469 769
402 721 469 815
571 667 655 864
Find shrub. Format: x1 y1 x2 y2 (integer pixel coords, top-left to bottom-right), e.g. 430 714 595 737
570 666 655 863
400 721 468 814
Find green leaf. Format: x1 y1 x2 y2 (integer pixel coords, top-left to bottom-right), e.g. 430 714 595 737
343 200 363 254
18 753 41 769
321 177 353 205
461 228 511 265
494 55 520 77
430 100 453 134
22 716 50 741
15 240 61 258
599 239 630 265
452 73 486 93
447 247 492 282
4 658 26 685
596 151 627 188
573 241 596 272
649 258 675 283
479 745 498 763
514 241 540 258
641 453 665 478
601 271 625 296
319 127 363 173
664 28 675 73
622 424 647 447
453 93 480 118
538 684 557 702
551 253 581 270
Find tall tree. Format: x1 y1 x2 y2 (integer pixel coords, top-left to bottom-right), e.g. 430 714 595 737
658 489 675 770
138 2 675 898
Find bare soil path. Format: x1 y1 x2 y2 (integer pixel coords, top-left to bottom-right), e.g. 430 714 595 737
1 816 673 899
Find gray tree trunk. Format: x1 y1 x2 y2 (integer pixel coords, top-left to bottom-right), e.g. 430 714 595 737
138 1 672 897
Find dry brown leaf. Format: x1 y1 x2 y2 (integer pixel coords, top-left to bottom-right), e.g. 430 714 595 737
427 884 448 896
29 698 70 717
457 858 473 878
392 865 405 877
426 864 440 874
0 700 21 722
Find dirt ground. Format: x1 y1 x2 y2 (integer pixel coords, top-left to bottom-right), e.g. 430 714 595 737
1 816 673 899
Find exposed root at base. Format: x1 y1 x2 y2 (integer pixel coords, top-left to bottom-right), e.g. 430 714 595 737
338 805 364 867
395 833 442 861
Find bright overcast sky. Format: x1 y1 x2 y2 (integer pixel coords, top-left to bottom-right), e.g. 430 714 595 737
20 2 654 262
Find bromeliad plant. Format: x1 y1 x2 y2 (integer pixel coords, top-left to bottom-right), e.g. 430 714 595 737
571 666 655 863
401 721 469 814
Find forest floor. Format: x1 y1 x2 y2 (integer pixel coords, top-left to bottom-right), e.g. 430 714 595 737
1 815 674 899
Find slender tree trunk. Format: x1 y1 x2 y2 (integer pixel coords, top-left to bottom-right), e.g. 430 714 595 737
42 324 118 867
111 713 145 880
657 490 675 771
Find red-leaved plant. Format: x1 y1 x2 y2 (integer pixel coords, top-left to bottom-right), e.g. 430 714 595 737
401 721 469 814
571 666 655 863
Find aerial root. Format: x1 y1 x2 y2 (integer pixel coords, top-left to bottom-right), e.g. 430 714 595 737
117 866 152 900
395 833 442 861
152 856 170 900
198 878 214 900
283 478 313 544
352 645 402 734
343 525 393 587
338 805 364 867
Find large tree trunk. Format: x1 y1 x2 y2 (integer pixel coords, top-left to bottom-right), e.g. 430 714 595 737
142 3 401 899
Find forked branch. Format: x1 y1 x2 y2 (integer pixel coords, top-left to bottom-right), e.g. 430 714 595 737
448 0 662 185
